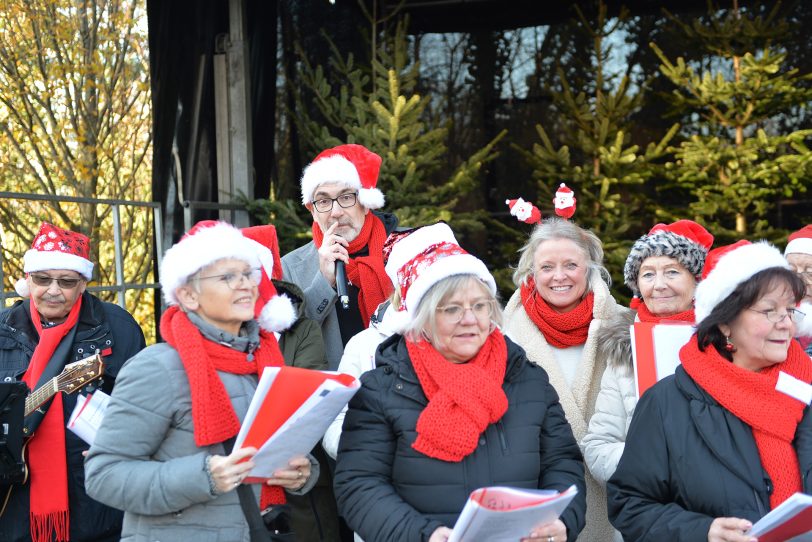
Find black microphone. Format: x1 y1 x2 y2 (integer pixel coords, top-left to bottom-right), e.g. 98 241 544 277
335 261 350 309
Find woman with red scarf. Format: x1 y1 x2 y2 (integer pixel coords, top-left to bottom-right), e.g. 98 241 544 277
608 241 812 542
503 217 621 542
582 221 713 491
334 223 586 542
85 221 318 541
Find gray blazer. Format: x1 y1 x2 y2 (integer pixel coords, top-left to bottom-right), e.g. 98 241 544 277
84 343 318 542
282 241 345 370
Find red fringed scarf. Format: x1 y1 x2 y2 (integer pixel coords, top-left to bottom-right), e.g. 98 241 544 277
160 306 286 508
681 336 812 509
407 330 509 461
312 214 393 325
23 297 83 542
520 276 594 348
635 301 695 324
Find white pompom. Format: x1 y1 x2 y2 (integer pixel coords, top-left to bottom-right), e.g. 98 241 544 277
14 277 29 298
258 294 297 333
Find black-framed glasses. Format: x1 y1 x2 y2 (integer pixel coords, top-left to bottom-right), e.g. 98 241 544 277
312 193 358 213
748 307 805 324
29 274 83 289
196 268 262 290
436 300 494 324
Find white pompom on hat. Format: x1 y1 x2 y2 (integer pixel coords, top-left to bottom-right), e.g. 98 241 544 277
383 222 496 331
15 222 94 298
299 144 384 209
694 240 791 325
241 224 296 333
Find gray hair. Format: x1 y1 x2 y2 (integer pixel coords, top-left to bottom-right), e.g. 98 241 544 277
405 274 503 343
512 217 610 290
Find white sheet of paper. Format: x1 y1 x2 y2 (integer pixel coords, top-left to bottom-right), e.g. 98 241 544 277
448 485 578 542
233 369 359 479
776 372 812 405
66 390 110 445
749 492 812 541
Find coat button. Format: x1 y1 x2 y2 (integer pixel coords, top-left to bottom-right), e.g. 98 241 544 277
3 377 12 382
479 437 486 445
395 383 403 390
384 366 392 374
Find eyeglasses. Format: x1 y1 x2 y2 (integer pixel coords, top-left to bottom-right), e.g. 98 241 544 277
312 193 358 213
29 274 83 289
748 308 805 324
436 301 494 324
196 268 262 290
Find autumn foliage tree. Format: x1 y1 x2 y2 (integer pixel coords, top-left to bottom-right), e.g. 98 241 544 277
0 0 154 338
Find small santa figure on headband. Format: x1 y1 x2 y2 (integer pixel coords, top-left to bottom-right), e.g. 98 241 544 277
505 197 541 224
553 183 577 219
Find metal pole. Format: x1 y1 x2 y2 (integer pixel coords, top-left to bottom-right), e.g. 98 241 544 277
112 205 126 308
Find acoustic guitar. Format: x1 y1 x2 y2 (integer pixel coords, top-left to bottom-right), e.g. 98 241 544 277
0 353 105 516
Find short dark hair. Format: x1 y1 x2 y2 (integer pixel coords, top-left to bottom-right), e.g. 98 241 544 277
696 267 805 360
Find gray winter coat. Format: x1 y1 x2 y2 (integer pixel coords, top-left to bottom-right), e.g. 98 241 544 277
84 339 318 542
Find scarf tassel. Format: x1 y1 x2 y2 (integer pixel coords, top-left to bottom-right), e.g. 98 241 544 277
30 510 69 542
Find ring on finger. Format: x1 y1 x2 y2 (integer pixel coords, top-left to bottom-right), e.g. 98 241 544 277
547 537 554 542
298 470 304 478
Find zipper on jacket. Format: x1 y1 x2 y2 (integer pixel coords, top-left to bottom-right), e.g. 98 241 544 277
496 421 509 454
754 488 767 517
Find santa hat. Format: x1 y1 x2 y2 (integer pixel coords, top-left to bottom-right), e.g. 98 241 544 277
241 225 296 332
299 144 384 210
623 220 714 297
694 240 791 325
505 197 541 224
14 222 94 298
383 223 496 331
785 225 812 257
160 221 294 333
553 183 577 219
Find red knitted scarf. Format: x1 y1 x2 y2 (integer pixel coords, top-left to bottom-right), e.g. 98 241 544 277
312 213 393 326
160 306 286 507
681 336 812 509
23 296 83 542
635 302 695 324
520 276 594 348
407 330 509 461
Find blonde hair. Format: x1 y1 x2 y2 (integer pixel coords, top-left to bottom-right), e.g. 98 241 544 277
512 217 610 290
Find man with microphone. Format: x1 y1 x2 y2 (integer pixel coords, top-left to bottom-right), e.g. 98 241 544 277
282 144 398 371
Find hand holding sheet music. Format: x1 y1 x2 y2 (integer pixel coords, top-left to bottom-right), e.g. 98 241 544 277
233 366 359 482
448 485 578 542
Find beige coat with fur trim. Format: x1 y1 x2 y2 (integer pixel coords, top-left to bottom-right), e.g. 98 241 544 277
503 276 620 542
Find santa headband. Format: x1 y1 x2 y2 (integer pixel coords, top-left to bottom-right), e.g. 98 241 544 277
299 144 384 210
160 221 294 333
785 225 812 257
623 220 714 297
15 222 94 298
383 223 496 330
694 240 791 325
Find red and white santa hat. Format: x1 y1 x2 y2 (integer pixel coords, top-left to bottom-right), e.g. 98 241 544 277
383 222 496 331
505 197 541 224
299 144 384 210
241 224 296 333
785 225 812 257
160 221 294 333
15 222 94 298
694 240 791 325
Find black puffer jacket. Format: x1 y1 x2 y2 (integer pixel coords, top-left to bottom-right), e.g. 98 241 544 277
334 333 586 542
607 365 812 542
0 293 146 542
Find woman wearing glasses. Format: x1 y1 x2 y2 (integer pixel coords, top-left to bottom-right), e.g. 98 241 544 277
334 223 586 542
85 221 318 541
608 241 812 542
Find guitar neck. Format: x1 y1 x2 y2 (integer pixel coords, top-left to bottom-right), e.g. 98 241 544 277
25 377 59 417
